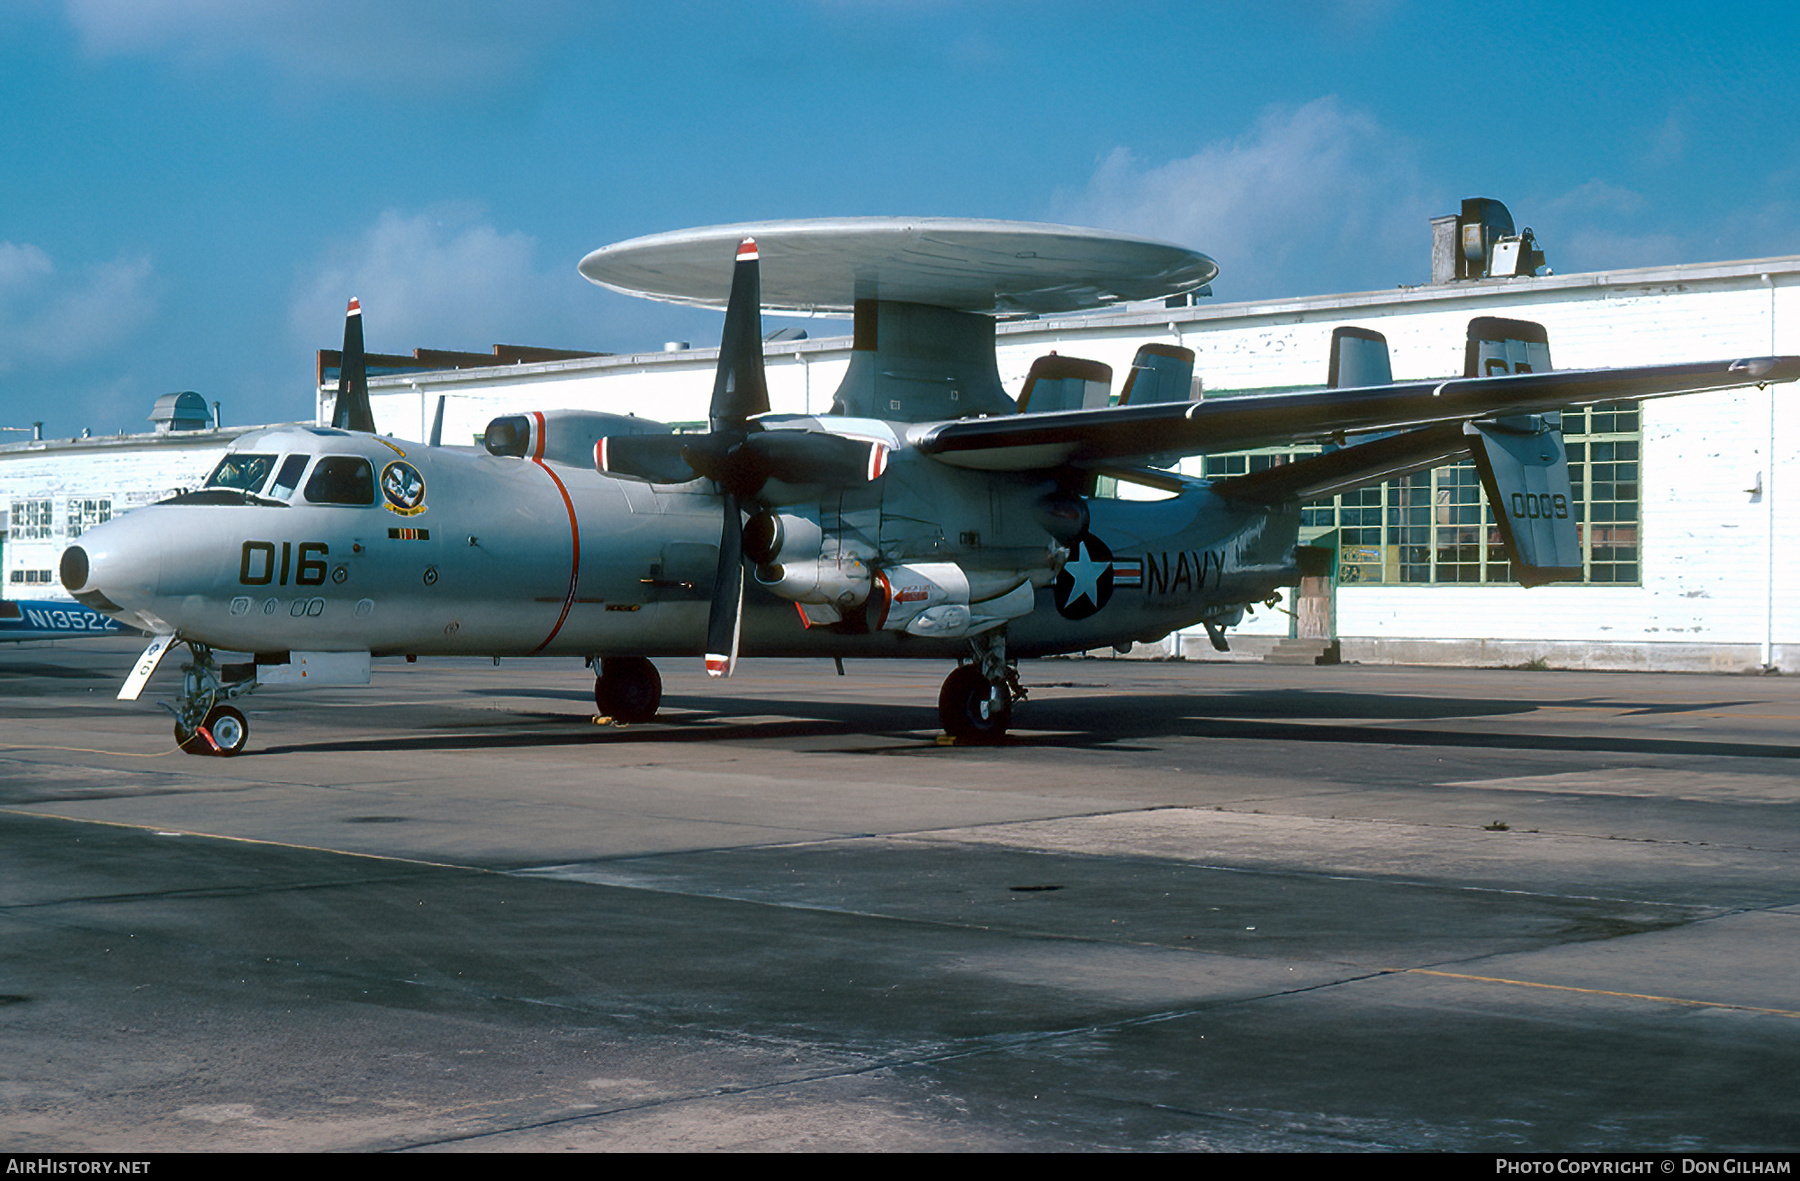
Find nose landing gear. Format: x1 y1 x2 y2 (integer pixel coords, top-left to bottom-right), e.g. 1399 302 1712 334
165 643 256 756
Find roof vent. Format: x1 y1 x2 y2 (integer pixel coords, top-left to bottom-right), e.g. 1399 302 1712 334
1431 198 1547 283
149 391 211 432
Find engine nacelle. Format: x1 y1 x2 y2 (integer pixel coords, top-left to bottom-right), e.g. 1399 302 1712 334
872 562 1037 638
485 410 672 467
745 509 872 608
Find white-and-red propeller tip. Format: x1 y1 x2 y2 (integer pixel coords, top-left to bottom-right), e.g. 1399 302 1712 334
347 297 361 315
736 238 759 262
705 654 732 677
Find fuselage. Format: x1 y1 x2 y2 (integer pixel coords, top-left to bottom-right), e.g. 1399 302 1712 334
62 423 1300 661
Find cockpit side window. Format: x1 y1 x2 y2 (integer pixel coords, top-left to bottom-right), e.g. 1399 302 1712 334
205 453 278 493
302 456 375 506
269 454 310 500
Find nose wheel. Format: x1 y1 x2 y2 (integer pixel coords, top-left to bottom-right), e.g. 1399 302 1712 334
175 704 249 757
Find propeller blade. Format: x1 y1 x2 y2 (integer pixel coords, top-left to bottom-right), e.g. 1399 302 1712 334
696 238 771 677
741 430 889 487
332 297 376 433
710 239 769 430
705 492 745 677
597 434 700 484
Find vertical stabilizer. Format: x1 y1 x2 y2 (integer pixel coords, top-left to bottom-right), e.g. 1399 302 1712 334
1327 327 1392 389
1117 343 1196 405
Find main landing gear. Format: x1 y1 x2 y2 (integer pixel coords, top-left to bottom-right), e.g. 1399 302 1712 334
168 643 254 757
594 656 662 723
938 628 1025 744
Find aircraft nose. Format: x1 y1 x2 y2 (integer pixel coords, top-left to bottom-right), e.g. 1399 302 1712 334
60 517 163 617
59 545 88 594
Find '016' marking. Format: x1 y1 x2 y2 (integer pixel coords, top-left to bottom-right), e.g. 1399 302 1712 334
240 540 329 587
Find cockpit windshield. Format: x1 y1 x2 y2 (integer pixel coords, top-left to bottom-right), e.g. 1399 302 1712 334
205 453 278 494
269 454 310 500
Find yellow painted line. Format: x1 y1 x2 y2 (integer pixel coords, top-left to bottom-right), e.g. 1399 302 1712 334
0 741 184 759
1403 968 1800 1019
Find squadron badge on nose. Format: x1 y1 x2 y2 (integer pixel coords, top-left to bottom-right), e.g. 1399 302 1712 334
381 460 427 516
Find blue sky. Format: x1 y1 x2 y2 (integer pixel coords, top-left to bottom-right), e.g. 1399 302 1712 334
3 0 1798 436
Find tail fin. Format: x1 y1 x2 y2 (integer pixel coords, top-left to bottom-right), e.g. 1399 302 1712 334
1328 326 1392 388
1462 317 1579 585
1466 316 1551 377
1016 355 1112 413
1117 343 1196 405
332 297 377 433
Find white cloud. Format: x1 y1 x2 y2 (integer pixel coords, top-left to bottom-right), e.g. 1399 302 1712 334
291 206 609 354
61 0 566 89
1546 179 1649 218
1050 97 1440 299
0 243 156 372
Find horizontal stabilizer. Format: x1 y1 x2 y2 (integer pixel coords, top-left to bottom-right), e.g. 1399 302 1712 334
916 355 1800 472
1211 422 1469 506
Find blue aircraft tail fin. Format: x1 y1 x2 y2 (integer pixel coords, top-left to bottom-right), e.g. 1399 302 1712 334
1017 355 1112 413
1117 343 1195 405
1328 327 1392 388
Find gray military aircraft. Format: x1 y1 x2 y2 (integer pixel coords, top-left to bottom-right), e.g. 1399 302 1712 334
59 218 1800 755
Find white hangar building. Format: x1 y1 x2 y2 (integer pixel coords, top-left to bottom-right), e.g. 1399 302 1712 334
6 214 1798 672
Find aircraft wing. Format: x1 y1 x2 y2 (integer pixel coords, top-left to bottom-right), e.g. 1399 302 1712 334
911 357 1800 472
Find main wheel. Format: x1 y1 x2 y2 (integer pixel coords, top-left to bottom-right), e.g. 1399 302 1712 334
595 657 662 723
938 664 1011 743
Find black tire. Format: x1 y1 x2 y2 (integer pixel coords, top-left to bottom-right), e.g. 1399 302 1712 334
595 657 662 723
174 718 208 755
175 704 248 756
203 705 248 757
938 664 1010 743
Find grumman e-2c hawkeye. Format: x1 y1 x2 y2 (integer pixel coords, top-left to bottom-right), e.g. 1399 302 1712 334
59 218 1800 754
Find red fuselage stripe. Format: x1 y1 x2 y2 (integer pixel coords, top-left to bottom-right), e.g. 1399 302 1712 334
529 410 582 653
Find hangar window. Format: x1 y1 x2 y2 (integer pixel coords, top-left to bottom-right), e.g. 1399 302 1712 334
66 498 111 539
1203 401 1642 586
303 457 375 506
10 498 53 541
